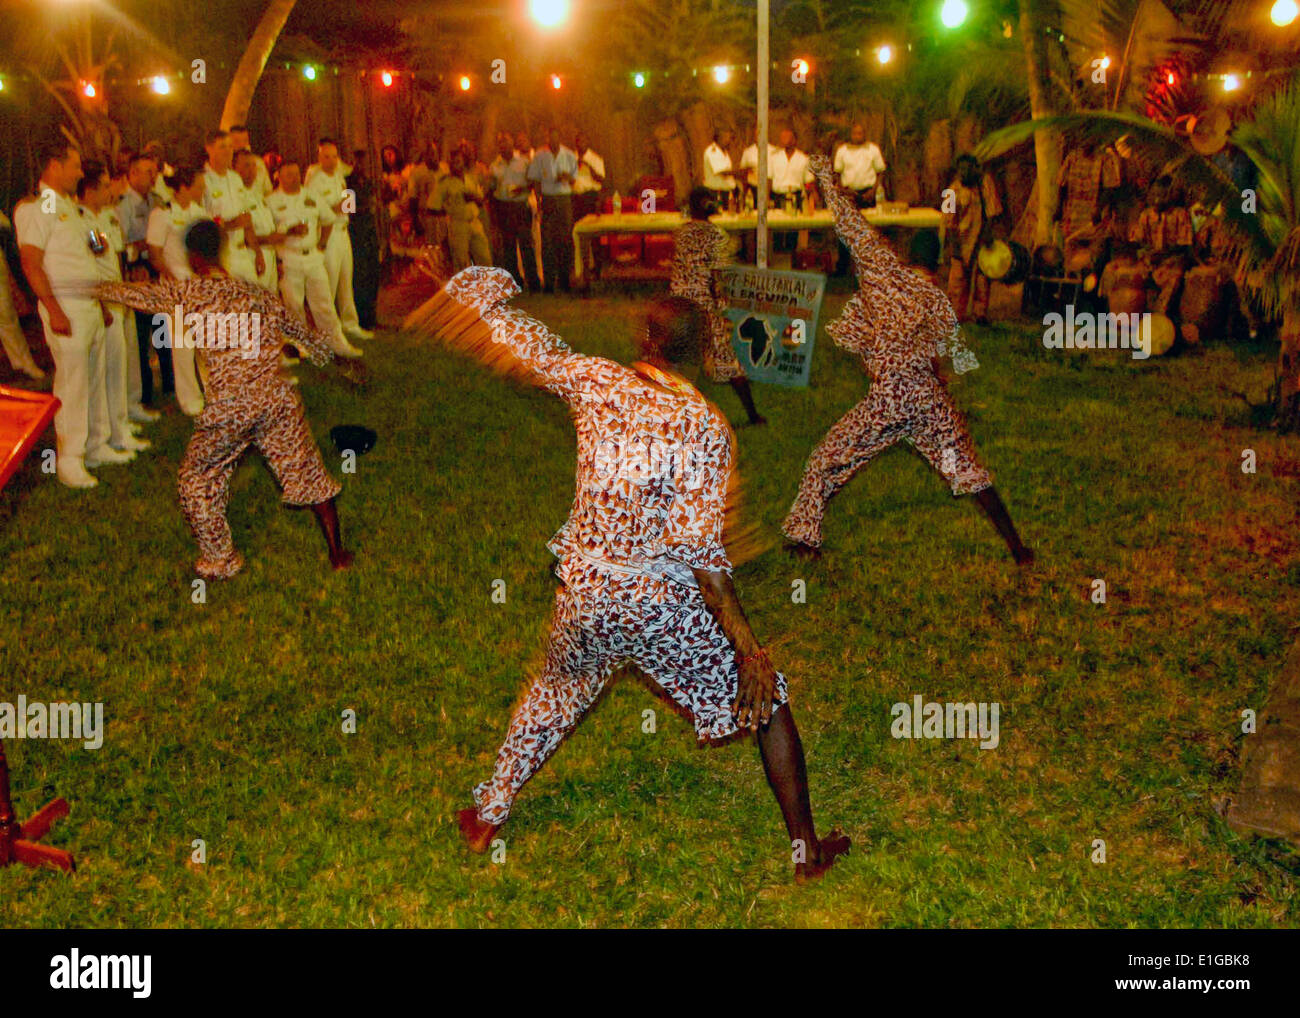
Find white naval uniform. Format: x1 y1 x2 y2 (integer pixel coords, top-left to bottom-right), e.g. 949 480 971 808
243 187 279 292
146 199 208 415
84 203 133 449
204 165 257 284
833 142 886 192
739 143 779 187
13 184 111 472
303 163 361 335
266 186 349 354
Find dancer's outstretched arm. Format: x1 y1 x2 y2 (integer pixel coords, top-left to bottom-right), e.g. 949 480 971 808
411 266 613 407
809 154 897 279
92 277 187 316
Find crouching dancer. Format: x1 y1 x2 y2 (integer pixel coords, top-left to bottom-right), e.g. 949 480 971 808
405 266 848 882
94 219 356 579
782 155 1033 564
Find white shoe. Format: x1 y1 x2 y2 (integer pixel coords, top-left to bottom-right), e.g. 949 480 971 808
345 325 374 341
129 404 161 423
86 446 135 467
334 339 364 359
114 435 152 453
57 459 98 489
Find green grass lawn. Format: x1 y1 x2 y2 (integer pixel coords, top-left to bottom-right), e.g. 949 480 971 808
2 290 1298 928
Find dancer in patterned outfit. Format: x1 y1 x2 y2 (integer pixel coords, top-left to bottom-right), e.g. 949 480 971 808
405 266 848 881
782 155 1033 564
94 220 357 579
670 186 765 426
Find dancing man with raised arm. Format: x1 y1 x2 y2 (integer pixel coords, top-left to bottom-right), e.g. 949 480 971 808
782 155 1033 564
406 266 848 882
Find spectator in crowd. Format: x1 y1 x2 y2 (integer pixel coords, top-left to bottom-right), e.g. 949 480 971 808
435 149 492 273
77 159 151 458
0 209 46 381
203 129 259 285
348 150 381 331
307 137 373 342
1131 174 1193 318
116 152 165 419
143 141 174 205
145 163 210 416
267 156 361 359
527 127 578 293
227 125 273 197
490 132 540 292
1056 136 1123 241
15 138 129 487
233 148 282 293
944 154 1004 325
572 131 605 221
833 123 887 208
702 128 737 208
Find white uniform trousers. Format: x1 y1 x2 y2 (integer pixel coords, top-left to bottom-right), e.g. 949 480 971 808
322 227 361 332
257 245 278 292
279 252 349 354
103 305 132 447
124 309 143 407
40 299 110 465
168 321 205 417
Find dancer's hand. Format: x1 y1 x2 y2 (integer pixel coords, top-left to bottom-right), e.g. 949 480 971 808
733 649 778 731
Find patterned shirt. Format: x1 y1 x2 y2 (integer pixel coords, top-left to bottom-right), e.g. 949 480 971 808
1059 147 1122 237
443 266 734 602
669 219 727 310
1131 205 1193 254
93 274 336 402
810 155 977 378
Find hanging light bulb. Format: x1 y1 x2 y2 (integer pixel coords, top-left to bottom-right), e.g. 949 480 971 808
151 75 170 95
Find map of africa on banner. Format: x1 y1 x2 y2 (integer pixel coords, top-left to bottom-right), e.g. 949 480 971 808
714 266 826 388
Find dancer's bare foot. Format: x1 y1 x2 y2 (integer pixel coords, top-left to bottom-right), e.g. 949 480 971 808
783 541 822 563
1013 546 1035 566
795 829 851 884
457 807 501 854
330 549 355 571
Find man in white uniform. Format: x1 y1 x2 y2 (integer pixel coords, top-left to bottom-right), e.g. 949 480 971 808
15 139 131 488
203 130 258 285
702 128 737 206
144 142 174 206
268 157 361 359
115 153 163 421
77 160 150 458
234 148 279 292
228 125 273 197
304 138 371 342
833 123 887 207
770 129 813 203
739 130 779 200
146 164 209 416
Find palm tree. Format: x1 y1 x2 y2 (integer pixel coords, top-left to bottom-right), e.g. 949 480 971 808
219 0 298 130
976 74 1300 430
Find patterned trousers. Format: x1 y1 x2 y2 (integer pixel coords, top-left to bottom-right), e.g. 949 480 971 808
782 377 993 548
178 382 341 578
473 582 789 824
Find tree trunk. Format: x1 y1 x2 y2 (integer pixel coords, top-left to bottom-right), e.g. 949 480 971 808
219 0 298 130
1018 0 1060 248
1226 636 1300 846
1276 307 1300 432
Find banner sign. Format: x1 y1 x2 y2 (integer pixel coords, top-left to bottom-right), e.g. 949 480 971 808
714 266 825 388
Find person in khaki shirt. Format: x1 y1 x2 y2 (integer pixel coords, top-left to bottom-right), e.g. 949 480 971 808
433 149 492 271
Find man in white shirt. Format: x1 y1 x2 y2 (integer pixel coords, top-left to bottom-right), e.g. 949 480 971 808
833 123 887 207
77 160 150 459
527 128 579 293
268 157 361 358
234 148 280 292
702 129 737 204
306 137 371 341
770 129 813 202
115 153 163 421
15 139 130 487
739 134 779 200
144 141 174 206
203 129 259 285
227 125 273 197
571 131 605 221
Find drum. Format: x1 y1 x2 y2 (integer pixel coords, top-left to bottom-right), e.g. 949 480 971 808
1178 265 1227 346
977 240 1013 280
1033 244 1065 276
1106 265 1148 316
1145 313 1177 357
1004 242 1030 286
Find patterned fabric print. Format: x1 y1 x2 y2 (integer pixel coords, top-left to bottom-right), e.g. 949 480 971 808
670 220 745 383
1059 148 1123 238
781 375 992 547
782 157 992 548
808 155 978 378
444 267 736 604
472 581 790 824
95 274 341 578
